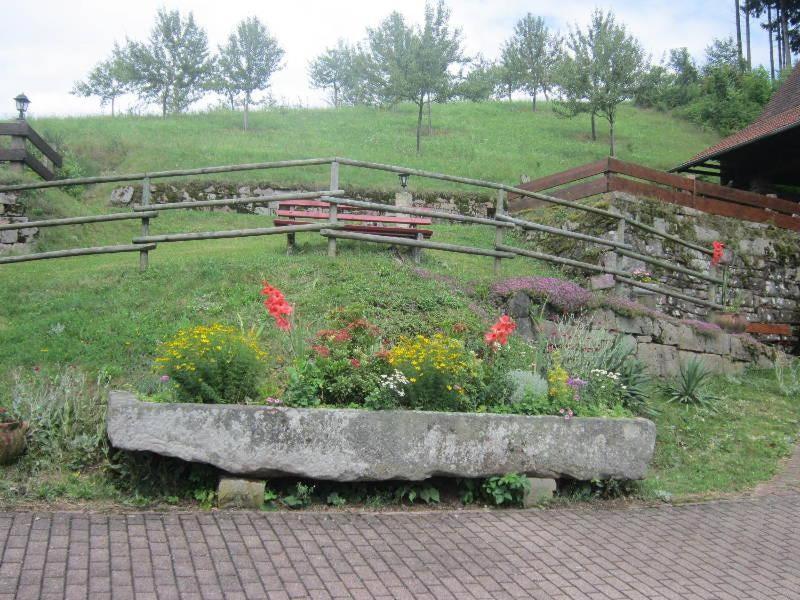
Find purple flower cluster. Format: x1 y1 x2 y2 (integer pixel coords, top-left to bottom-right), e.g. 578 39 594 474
680 319 722 334
491 277 593 313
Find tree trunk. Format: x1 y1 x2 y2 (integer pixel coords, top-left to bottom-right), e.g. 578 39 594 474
162 94 167 118
229 94 235 111
745 6 752 69
735 0 743 62
609 119 616 157
416 96 424 154
334 83 339 108
111 97 115 118
591 111 597 141
243 95 249 131
769 5 775 80
781 1 792 68
427 93 432 135
531 92 536 112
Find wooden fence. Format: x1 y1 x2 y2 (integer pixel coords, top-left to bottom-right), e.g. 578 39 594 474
0 156 745 312
507 157 800 232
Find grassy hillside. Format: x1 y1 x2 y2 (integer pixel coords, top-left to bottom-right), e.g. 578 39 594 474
32 101 718 193
3 101 797 506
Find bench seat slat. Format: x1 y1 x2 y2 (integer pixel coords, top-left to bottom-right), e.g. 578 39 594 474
277 200 357 209
276 210 431 225
274 219 433 239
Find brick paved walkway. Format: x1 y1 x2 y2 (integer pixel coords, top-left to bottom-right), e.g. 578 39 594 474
1 454 799 600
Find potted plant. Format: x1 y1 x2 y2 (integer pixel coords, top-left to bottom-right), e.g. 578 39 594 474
0 407 28 465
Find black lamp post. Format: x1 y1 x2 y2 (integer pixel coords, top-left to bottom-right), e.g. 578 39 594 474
14 93 30 120
398 173 410 189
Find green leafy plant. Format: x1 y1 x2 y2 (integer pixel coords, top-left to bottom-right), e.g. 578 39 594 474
282 482 314 509
155 324 266 404
664 358 719 408
193 488 216 509
394 483 440 505
8 367 108 470
285 318 387 407
481 473 530 506
326 491 346 507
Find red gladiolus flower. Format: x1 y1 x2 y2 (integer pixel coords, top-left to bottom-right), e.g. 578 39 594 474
484 315 516 347
711 241 725 267
261 281 294 331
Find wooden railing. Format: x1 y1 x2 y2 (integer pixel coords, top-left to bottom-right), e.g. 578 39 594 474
0 121 63 180
508 157 800 232
0 157 747 311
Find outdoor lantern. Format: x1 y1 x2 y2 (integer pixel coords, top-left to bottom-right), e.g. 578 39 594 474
398 173 410 189
14 93 30 120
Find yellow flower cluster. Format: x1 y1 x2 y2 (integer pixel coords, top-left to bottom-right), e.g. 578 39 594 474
547 364 570 401
387 333 476 382
155 324 265 372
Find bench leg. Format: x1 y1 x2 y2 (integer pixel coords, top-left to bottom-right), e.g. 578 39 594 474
412 232 423 264
286 232 296 255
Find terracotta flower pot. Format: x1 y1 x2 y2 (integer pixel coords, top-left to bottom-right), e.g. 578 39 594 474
0 421 29 465
710 312 748 334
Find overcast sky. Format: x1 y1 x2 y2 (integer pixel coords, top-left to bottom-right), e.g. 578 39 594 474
0 0 780 118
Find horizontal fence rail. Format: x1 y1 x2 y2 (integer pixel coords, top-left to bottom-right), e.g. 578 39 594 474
497 244 723 310
134 223 342 244
0 243 156 265
132 190 344 212
320 229 516 259
0 211 158 230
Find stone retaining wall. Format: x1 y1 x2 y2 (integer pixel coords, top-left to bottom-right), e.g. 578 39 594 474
520 192 800 347
502 289 777 377
109 182 492 218
0 192 38 253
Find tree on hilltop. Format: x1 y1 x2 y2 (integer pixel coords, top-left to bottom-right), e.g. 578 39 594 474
214 17 284 130
501 14 561 111
555 10 647 156
71 53 128 116
117 8 212 117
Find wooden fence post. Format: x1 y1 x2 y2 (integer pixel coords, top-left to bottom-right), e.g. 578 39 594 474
139 177 151 271
493 189 506 276
327 161 339 258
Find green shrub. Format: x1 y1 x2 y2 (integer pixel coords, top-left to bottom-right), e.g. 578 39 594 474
155 323 265 404
7 367 108 470
285 318 387 407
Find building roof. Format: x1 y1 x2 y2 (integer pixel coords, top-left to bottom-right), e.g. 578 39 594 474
673 63 800 172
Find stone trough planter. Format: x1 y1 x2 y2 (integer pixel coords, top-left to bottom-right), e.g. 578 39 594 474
107 391 656 482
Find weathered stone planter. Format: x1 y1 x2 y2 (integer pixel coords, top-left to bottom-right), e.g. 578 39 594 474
0 421 28 465
108 391 655 482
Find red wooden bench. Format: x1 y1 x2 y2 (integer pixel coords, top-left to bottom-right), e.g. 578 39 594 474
274 199 433 253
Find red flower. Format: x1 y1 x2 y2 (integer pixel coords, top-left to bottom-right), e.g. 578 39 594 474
311 345 330 358
484 315 516 347
350 358 361 368
260 281 294 331
711 241 725 267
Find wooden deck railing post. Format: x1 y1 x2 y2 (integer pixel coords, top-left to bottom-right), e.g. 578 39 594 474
494 189 506 276
139 177 151 271
327 161 339 258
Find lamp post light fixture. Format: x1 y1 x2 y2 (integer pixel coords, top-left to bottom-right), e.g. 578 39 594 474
14 93 30 120
398 173 410 189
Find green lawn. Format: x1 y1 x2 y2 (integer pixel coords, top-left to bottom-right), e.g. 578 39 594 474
30 100 718 195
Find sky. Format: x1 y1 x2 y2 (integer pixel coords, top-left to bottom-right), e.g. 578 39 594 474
0 0 781 118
